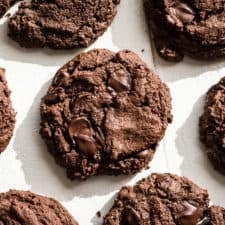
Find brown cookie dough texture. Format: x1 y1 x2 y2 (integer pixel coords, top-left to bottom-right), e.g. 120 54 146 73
0 68 15 153
144 0 225 62
199 77 225 176
0 190 79 224
40 49 172 180
103 173 224 225
8 0 120 49
208 206 225 225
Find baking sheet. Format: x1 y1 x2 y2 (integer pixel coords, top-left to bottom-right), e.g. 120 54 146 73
0 1 224 224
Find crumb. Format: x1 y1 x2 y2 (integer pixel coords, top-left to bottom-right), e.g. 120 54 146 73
96 211 101 218
141 49 145 52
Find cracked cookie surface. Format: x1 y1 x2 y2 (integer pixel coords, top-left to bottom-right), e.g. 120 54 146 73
0 68 15 153
40 49 172 180
8 0 120 49
144 0 225 61
199 77 225 176
103 173 224 225
0 190 79 224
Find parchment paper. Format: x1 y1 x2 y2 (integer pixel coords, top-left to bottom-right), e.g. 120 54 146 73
0 1 224 224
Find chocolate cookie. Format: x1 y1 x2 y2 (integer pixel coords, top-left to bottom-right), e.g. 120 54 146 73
40 49 172 180
103 173 223 225
144 0 225 62
0 190 78 224
199 77 225 176
8 0 120 49
208 206 225 224
0 68 15 153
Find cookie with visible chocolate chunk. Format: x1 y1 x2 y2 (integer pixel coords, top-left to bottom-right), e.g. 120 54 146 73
40 49 172 180
8 0 120 49
0 68 15 153
144 0 225 61
0 190 79 224
199 77 225 176
103 173 222 225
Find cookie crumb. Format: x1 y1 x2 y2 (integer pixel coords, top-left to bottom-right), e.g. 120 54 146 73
96 211 101 218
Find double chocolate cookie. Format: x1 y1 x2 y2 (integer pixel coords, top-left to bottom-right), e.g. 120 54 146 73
40 49 172 180
0 68 15 153
199 77 225 176
0 190 79 224
144 0 225 61
103 173 225 225
8 0 120 49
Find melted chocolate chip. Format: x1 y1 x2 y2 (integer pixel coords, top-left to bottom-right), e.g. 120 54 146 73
108 69 131 92
136 149 151 159
178 202 202 225
69 117 98 157
76 134 98 158
171 1 195 23
122 208 140 225
69 117 92 138
197 217 211 225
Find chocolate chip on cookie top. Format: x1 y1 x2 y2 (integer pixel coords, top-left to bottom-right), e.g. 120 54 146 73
0 68 15 153
8 0 120 49
199 77 225 176
144 0 225 61
103 173 223 225
40 49 172 180
0 190 79 224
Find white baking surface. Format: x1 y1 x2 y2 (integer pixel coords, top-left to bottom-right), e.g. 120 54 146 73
0 0 225 224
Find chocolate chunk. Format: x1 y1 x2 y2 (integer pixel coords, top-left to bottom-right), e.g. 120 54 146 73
40 49 172 180
177 202 201 225
69 118 98 157
0 190 79 225
8 0 120 49
136 149 153 159
122 208 140 225
197 217 211 225
69 117 92 139
0 68 16 153
108 69 131 92
76 135 98 158
199 77 225 176
144 0 225 61
170 1 195 23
